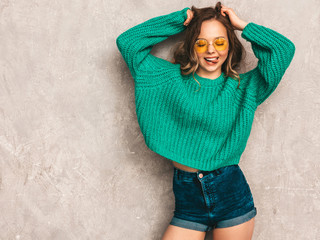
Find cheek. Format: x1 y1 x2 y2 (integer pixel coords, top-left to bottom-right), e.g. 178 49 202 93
196 54 206 64
219 51 229 61
196 52 203 59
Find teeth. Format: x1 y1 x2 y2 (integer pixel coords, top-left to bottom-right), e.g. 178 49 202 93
205 57 218 60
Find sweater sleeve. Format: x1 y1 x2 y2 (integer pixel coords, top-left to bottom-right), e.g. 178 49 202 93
239 22 296 107
116 7 190 81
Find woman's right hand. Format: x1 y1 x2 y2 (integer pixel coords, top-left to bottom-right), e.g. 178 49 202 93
183 9 194 26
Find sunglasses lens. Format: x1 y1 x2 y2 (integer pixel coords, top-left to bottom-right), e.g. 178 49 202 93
214 38 228 51
194 38 228 53
194 39 208 53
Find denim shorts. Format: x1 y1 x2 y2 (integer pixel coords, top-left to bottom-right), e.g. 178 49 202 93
170 164 257 232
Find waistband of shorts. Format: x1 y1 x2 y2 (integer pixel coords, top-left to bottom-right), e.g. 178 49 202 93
173 164 239 178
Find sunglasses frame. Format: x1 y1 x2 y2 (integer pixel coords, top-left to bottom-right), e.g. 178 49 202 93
194 37 228 53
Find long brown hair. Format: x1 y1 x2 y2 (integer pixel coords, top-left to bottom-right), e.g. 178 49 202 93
170 2 246 91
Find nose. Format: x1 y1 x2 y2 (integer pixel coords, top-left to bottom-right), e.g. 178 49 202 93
207 43 216 54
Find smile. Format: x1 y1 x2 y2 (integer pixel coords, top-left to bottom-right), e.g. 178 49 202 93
204 57 219 64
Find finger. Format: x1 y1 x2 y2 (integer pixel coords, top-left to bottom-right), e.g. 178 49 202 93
187 12 193 24
184 11 190 25
187 11 192 19
221 8 228 16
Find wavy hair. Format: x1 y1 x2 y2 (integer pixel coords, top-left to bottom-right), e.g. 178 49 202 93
170 2 246 91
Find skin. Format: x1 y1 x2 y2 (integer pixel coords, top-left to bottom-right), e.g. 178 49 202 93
163 6 254 240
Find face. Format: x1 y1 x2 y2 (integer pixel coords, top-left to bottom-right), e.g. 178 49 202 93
194 19 229 78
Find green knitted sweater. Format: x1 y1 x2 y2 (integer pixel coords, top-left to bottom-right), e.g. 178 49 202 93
116 7 295 171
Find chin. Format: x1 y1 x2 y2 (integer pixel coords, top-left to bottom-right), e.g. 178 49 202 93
200 63 220 72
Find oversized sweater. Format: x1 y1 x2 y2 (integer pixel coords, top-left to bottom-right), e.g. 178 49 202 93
116 7 295 171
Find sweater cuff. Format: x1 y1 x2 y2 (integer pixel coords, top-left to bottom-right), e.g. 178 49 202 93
241 22 257 40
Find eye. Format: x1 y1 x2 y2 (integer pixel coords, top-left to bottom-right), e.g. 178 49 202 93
215 38 226 45
195 39 207 47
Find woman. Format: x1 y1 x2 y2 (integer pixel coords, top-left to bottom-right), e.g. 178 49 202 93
116 2 295 240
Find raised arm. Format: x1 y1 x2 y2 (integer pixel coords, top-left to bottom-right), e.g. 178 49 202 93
116 7 190 80
239 22 296 107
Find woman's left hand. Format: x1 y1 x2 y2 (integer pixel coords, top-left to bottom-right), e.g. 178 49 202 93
220 4 249 31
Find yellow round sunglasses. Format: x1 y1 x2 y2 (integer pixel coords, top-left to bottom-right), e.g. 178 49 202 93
194 37 228 53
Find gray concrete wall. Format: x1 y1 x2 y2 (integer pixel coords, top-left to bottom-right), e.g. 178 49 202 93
0 0 319 239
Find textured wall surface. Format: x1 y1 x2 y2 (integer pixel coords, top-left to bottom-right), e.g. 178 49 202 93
0 0 319 239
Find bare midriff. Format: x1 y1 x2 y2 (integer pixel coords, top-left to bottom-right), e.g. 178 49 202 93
171 161 199 173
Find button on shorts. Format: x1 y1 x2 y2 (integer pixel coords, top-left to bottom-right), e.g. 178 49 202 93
170 164 257 232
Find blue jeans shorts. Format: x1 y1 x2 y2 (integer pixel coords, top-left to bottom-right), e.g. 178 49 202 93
170 164 257 232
